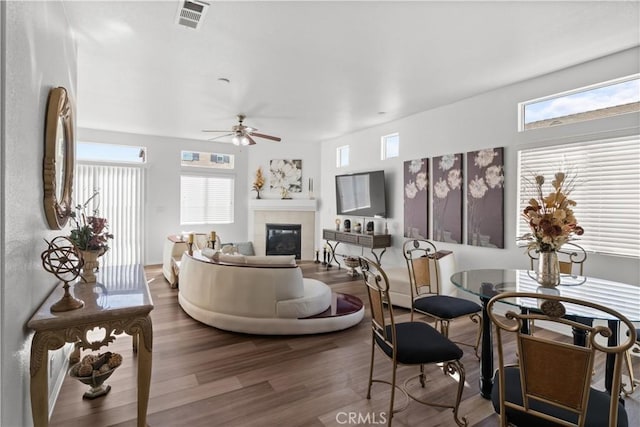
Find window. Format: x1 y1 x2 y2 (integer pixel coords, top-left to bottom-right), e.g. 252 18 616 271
337 145 350 168
77 142 146 163
75 163 145 265
520 75 640 131
381 133 400 159
517 135 640 258
181 174 234 224
181 150 234 169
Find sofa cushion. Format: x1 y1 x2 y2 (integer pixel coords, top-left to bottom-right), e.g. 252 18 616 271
220 241 255 255
213 253 247 264
207 252 296 266
276 279 332 318
245 255 296 266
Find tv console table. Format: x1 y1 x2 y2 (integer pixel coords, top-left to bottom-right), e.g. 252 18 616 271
322 229 392 267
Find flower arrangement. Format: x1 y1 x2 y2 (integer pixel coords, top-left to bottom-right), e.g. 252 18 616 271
520 171 584 252
68 190 113 252
252 167 265 198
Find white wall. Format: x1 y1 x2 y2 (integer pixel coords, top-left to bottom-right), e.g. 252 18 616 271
77 129 250 265
319 47 640 285
1 1 77 425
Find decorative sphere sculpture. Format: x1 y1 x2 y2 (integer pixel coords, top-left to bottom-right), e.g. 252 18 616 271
41 236 84 312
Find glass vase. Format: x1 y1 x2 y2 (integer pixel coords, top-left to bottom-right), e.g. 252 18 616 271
537 250 560 287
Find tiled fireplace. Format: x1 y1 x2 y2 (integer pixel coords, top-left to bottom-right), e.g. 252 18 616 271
248 199 317 260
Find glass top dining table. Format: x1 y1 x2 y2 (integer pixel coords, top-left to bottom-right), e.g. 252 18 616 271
450 269 640 398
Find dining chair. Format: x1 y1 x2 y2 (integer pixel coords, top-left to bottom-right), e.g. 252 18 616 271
359 257 468 427
403 239 482 359
487 291 635 427
622 328 640 395
527 242 587 275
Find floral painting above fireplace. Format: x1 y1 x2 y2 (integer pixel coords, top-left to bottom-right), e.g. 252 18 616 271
404 158 428 238
270 159 302 192
466 147 504 248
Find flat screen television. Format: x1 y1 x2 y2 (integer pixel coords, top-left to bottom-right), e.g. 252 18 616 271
335 170 387 218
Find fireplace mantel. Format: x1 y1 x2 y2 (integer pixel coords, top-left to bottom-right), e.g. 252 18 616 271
248 199 317 211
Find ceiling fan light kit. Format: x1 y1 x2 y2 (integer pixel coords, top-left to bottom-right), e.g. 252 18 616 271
232 134 251 146
203 114 282 146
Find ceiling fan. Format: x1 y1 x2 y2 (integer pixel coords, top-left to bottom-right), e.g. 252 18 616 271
202 114 282 146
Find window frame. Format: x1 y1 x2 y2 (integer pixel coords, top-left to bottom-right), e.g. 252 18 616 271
336 145 350 168
180 172 235 225
516 135 640 258
381 132 400 160
77 141 147 164
518 74 640 132
181 150 235 169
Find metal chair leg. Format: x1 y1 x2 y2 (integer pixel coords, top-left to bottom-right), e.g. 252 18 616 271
623 349 638 396
470 313 482 360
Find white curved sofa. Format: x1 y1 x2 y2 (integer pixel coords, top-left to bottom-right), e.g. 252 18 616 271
178 251 364 335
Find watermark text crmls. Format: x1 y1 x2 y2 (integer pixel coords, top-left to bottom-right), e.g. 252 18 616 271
336 411 388 425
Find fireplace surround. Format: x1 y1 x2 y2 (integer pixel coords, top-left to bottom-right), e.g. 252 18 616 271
249 199 317 260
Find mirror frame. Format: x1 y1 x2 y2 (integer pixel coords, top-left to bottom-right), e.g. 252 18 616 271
43 87 75 229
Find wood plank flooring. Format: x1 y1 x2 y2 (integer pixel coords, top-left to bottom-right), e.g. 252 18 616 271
49 262 640 426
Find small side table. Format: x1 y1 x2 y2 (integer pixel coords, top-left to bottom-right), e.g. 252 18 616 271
27 264 154 427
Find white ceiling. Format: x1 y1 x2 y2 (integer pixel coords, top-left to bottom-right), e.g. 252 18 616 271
64 1 640 145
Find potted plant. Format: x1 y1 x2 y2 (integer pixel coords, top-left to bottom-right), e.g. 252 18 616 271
252 167 265 199
519 171 584 286
68 191 113 282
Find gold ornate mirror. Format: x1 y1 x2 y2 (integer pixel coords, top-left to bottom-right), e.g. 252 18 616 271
43 87 75 229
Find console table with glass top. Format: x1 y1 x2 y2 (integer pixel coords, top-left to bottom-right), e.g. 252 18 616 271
27 264 153 427
450 269 640 399
322 229 391 267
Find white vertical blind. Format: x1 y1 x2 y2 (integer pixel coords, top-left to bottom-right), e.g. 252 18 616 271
180 174 234 224
74 163 145 265
517 135 640 258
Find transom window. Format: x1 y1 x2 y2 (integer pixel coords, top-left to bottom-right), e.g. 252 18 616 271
77 142 146 163
519 75 640 131
336 145 350 168
517 135 640 258
181 150 234 169
381 133 400 160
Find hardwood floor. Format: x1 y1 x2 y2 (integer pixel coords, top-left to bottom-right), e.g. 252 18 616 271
49 262 639 426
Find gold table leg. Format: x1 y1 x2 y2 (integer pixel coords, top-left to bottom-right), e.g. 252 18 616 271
135 315 153 427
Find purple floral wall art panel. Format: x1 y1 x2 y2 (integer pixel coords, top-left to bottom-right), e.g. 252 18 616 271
404 158 429 238
269 159 302 192
433 153 463 244
466 147 504 248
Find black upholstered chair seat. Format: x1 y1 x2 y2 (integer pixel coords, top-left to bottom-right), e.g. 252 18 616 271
375 322 463 365
414 295 481 319
492 366 628 427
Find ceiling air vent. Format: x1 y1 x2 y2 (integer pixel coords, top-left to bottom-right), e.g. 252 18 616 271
175 0 210 30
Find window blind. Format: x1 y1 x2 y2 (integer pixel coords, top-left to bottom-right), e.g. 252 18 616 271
180 174 234 225
517 135 640 258
74 163 145 265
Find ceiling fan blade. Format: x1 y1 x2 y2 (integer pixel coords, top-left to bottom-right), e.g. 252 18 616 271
251 132 281 142
245 135 257 145
202 129 232 133
207 132 234 141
